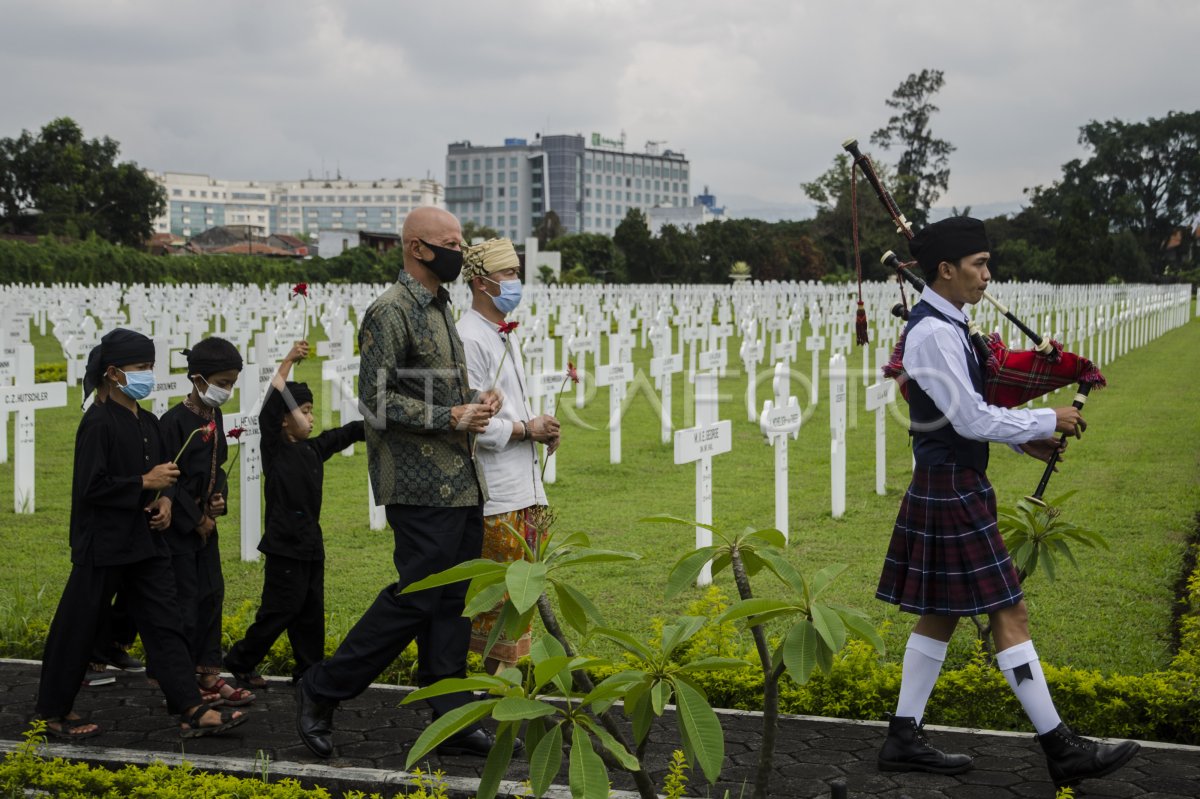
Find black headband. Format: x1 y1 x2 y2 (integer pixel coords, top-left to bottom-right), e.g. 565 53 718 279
183 338 244 378
83 328 155 397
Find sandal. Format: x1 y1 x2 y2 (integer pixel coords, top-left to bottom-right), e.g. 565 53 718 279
43 714 102 740
199 676 255 707
179 702 248 739
232 669 268 690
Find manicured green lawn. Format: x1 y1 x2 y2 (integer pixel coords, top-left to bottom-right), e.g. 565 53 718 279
2 308 1197 678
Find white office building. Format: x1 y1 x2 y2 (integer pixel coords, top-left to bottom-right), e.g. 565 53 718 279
444 133 691 240
152 172 443 238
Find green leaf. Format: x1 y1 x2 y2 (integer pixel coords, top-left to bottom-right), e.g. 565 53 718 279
595 627 657 662
641 514 721 535
782 619 819 685
506 560 548 613
625 687 654 744
528 721 565 798
671 677 724 783
552 580 607 633
533 655 578 692
568 727 609 799
577 717 640 771
747 527 786 549
482 601 517 661
676 656 750 673
810 602 847 652
831 606 887 655
808 563 848 599
666 547 721 598
400 559 506 593
756 548 806 594
462 580 511 618
553 549 641 568
651 678 671 715
659 616 707 657
583 670 646 707
405 700 496 767
500 519 537 562
477 722 517 799
493 696 559 721
716 597 796 626
402 677 502 704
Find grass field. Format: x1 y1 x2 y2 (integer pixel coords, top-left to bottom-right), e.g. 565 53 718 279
3 307 1198 678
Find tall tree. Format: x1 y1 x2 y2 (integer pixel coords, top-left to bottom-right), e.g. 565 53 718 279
0 117 165 246
613 208 658 282
461 219 501 242
870 69 955 227
545 232 626 282
802 153 897 280
1029 111 1200 277
533 209 564 247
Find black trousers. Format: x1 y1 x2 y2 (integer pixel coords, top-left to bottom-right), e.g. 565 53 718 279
165 534 225 670
225 553 325 679
94 591 138 655
305 503 483 717
37 555 203 718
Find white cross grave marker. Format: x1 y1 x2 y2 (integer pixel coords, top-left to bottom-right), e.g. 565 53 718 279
806 333 826 406
2 344 68 513
595 340 633 464
673 372 732 586
864 347 896 496
829 353 848 518
759 362 801 542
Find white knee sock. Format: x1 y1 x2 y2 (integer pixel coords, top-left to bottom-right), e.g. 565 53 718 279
895 633 949 723
996 640 1061 735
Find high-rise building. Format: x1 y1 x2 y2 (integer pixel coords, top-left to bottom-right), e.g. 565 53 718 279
151 172 443 238
444 133 691 240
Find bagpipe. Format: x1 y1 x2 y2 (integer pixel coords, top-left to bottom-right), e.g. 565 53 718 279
841 138 1106 506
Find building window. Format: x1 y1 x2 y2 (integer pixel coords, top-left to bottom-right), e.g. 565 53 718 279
485 157 493 169
510 171 518 182
472 158 481 170
510 200 518 211
448 161 456 172
172 189 181 196
497 187 505 197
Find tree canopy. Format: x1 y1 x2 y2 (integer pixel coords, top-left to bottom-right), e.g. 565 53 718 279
870 68 955 228
0 117 165 247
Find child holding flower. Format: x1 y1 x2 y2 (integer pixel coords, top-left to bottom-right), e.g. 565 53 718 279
36 328 248 739
224 340 365 686
160 337 252 706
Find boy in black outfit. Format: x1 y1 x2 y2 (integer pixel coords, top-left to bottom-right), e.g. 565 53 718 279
37 328 247 739
225 340 365 686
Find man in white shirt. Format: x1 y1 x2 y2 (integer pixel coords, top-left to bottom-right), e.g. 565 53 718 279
457 238 560 672
875 217 1138 789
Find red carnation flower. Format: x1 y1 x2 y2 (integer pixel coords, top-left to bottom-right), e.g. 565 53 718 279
292 282 308 298
567 361 579 384
498 321 520 335
227 426 246 441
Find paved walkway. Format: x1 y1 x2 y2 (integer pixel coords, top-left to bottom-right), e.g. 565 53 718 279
1 660 1197 798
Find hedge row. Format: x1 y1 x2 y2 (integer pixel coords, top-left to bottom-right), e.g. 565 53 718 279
1 723 450 799
0 237 400 286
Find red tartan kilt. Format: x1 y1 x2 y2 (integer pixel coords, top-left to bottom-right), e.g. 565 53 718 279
876 465 1023 616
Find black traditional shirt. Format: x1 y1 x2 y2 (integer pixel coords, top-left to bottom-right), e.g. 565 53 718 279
258 385 366 560
161 399 226 553
69 400 173 567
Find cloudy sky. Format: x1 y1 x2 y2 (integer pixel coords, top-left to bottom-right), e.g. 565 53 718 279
1 0 1194 219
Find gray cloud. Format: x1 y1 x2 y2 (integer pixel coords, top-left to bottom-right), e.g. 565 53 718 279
1 0 1195 218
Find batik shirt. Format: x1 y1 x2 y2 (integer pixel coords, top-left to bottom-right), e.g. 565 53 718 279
358 270 484 507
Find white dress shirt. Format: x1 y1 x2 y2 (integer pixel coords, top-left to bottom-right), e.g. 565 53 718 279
903 288 1056 447
457 308 548 516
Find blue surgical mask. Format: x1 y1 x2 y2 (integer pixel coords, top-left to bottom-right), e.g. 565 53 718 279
487 277 523 314
118 369 156 401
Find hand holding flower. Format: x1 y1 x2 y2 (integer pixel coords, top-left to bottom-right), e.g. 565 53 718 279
144 496 172 531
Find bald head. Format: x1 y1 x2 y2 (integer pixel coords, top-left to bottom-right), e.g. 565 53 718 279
402 206 461 248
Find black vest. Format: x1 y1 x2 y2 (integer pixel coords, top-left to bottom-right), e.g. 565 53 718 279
904 300 990 474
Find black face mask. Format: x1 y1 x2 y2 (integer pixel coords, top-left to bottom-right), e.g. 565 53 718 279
418 239 464 283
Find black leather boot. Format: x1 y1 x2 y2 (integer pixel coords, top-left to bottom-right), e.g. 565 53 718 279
878 714 973 774
295 678 338 758
1036 722 1139 787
